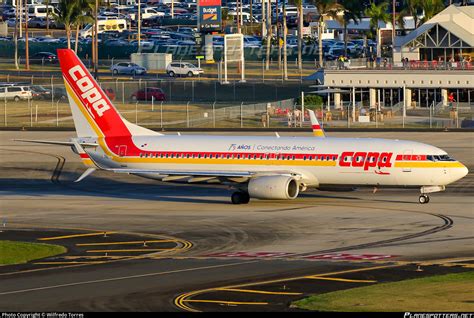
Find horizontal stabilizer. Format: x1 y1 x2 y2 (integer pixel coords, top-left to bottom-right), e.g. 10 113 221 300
75 168 96 182
14 139 98 147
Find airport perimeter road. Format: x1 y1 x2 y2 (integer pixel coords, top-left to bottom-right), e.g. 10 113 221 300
0 131 473 311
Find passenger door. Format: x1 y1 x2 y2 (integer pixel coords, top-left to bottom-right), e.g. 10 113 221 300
402 149 413 172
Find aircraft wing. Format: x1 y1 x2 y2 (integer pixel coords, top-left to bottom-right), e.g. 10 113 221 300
108 168 300 178
110 169 255 177
107 168 302 183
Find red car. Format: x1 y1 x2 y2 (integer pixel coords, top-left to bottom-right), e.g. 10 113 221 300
131 87 166 101
104 88 116 101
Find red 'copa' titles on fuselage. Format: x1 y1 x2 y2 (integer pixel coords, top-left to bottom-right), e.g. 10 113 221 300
339 151 393 170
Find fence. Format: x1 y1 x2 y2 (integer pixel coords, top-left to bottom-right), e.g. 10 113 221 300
2 91 473 129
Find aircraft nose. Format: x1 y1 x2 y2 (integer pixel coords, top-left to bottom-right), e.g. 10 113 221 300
453 162 469 182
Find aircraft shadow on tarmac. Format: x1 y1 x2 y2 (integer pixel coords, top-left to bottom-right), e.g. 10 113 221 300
1 173 429 206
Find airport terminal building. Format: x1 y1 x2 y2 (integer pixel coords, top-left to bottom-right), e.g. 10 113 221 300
318 4 473 113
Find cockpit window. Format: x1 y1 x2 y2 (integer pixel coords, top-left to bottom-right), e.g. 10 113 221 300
427 155 455 162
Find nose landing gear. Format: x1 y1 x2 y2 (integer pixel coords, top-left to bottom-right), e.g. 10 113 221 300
419 194 430 204
418 185 445 204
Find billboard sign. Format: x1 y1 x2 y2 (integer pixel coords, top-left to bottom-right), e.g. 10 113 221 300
198 0 222 32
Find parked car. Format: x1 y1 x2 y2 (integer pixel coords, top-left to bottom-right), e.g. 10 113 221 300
0 86 32 101
110 62 147 76
28 17 47 28
52 87 67 100
30 52 58 64
103 88 116 101
30 85 52 100
166 62 203 77
131 87 166 101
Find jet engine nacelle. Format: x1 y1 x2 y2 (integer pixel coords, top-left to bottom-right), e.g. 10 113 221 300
248 175 299 200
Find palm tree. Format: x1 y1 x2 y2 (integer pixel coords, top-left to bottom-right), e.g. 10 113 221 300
340 0 362 57
283 0 288 79
73 0 94 53
46 0 50 35
265 0 272 70
53 0 81 49
14 3 19 70
419 0 444 24
365 1 390 58
398 0 422 29
289 0 303 70
313 0 343 67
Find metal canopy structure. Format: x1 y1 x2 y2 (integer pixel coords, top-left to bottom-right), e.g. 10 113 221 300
396 5 474 49
308 89 352 94
405 24 472 49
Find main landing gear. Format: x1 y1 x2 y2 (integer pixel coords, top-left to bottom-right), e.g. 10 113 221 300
418 194 430 204
231 191 250 204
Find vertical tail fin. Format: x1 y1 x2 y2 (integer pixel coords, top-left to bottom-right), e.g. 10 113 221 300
308 110 326 137
57 49 159 138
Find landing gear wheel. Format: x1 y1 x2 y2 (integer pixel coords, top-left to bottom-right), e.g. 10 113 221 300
419 194 429 204
231 191 250 204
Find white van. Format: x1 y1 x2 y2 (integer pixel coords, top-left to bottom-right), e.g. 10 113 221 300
28 5 57 18
0 86 32 101
79 19 128 38
129 8 165 21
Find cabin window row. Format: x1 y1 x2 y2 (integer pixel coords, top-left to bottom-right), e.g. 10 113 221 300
138 153 338 161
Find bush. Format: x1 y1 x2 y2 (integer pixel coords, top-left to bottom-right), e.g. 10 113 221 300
297 94 323 110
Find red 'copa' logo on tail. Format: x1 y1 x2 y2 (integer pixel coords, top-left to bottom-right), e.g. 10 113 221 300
69 65 110 118
339 151 393 170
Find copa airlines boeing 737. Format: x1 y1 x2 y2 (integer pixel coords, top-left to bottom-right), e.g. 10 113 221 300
18 49 468 204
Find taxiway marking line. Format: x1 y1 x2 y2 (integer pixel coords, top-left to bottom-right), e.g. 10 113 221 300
216 288 302 296
184 299 268 306
0 260 259 296
38 232 116 241
62 256 130 260
304 276 376 283
34 261 106 265
86 248 178 253
174 264 397 312
76 240 176 247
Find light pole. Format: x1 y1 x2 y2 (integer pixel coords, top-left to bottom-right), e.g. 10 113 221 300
171 0 174 19
237 0 241 33
14 0 19 70
138 0 141 49
392 0 396 62
94 0 99 79
25 0 29 70
283 0 287 79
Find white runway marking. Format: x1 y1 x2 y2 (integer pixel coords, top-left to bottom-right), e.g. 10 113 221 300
0 260 258 296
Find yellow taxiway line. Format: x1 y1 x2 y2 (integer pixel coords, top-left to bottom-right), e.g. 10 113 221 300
86 248 179 253
34 261 106 265
216 288 302 296
76 240 177 247
305 276 377 283
183 299 268 306
38 232 116 241
174 264 397 312
62 256 130 260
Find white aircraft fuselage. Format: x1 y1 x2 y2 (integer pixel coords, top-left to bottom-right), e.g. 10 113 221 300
18 49 469 204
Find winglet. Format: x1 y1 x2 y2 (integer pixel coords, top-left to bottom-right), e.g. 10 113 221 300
308 110 325 137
